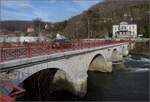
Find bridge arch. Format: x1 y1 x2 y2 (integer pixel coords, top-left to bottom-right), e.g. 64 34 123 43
16 65 72 85
88 54 112 72
21 68 73 100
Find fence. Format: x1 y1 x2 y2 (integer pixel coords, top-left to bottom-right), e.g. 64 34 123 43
0 39 131 62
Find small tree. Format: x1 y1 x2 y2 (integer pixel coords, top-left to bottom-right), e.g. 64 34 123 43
32 18 44 34
108 32 113 38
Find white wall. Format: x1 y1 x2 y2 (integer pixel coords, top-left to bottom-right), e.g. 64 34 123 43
0 36 47 43
20 36 38 42
113 25 118 37
113 23 137 38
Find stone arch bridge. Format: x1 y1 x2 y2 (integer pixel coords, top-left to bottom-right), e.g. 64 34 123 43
0 40 134 97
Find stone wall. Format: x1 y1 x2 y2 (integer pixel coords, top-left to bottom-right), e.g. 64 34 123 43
130 39 150 56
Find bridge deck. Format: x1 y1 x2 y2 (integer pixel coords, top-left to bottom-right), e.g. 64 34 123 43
0 39 130 63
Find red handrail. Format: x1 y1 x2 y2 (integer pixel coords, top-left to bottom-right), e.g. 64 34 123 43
0 40 130 62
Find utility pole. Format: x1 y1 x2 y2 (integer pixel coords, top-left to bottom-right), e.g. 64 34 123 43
88 17 90 39
38 22 41 41
38 23 41 35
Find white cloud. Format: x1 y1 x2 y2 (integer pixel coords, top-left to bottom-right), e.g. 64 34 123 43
48 0 64 4
1 8 32 20
0 0 103 22
1 0 32 9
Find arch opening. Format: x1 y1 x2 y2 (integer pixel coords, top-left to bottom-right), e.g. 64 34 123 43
18 68 75 101
88 54 112 72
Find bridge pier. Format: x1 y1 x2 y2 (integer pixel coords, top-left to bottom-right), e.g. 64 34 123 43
89 55 112 72
71 78 87 97
122 47 129 57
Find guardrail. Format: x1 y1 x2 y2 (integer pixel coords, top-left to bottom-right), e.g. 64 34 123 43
0 40 131 62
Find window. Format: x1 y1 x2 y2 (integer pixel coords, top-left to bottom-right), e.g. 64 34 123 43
124 26 127 30
129 26 131 30
132 26 134 29
114 27 117 31
122 26 124 30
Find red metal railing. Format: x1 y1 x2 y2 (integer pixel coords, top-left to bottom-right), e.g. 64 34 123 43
0 39 131 62
0 80 25 102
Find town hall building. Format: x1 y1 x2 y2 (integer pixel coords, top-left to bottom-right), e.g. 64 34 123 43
113 21 137 38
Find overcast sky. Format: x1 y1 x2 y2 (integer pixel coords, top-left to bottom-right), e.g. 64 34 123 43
1 0 104 22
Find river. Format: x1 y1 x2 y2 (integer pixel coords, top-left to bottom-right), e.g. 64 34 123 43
18 54 150 101
83 54 149 101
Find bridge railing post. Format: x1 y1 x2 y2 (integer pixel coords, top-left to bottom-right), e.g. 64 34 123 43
79 41 81 49
27 45 32 58
60 44 64 52
15 48 18 59
48 43 52 54
89 42 91 48
0 47 3 62
94 41 96 47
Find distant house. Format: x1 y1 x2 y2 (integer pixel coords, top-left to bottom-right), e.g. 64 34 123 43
27 27 34 33
0 35 48 43
0 30 48 43
45 24 49 30
0 25 50 43
113 21 137 38
56 33 66 40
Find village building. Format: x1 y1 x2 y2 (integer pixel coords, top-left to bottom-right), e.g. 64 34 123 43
0 26 49 43
113 21 137 38
27 27 35 33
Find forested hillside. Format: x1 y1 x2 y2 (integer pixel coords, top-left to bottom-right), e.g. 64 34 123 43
0 0 149 38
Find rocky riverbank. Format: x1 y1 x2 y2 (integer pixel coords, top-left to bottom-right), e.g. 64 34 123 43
130 39 150 56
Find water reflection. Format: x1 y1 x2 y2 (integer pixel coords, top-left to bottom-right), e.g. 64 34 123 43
83 71 113 101
82 55 149 101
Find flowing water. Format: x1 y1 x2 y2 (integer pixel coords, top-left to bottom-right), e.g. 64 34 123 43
19 54 150 101
82 55 149 101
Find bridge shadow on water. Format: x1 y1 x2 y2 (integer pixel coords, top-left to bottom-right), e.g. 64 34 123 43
17 55 149 101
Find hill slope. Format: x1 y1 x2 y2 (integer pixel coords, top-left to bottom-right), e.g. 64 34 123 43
0 0 149 38
62 0 149 38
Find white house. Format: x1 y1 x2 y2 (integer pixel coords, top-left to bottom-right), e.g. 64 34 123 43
27 27 34 33
56 33 66 40
113 21 137 38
